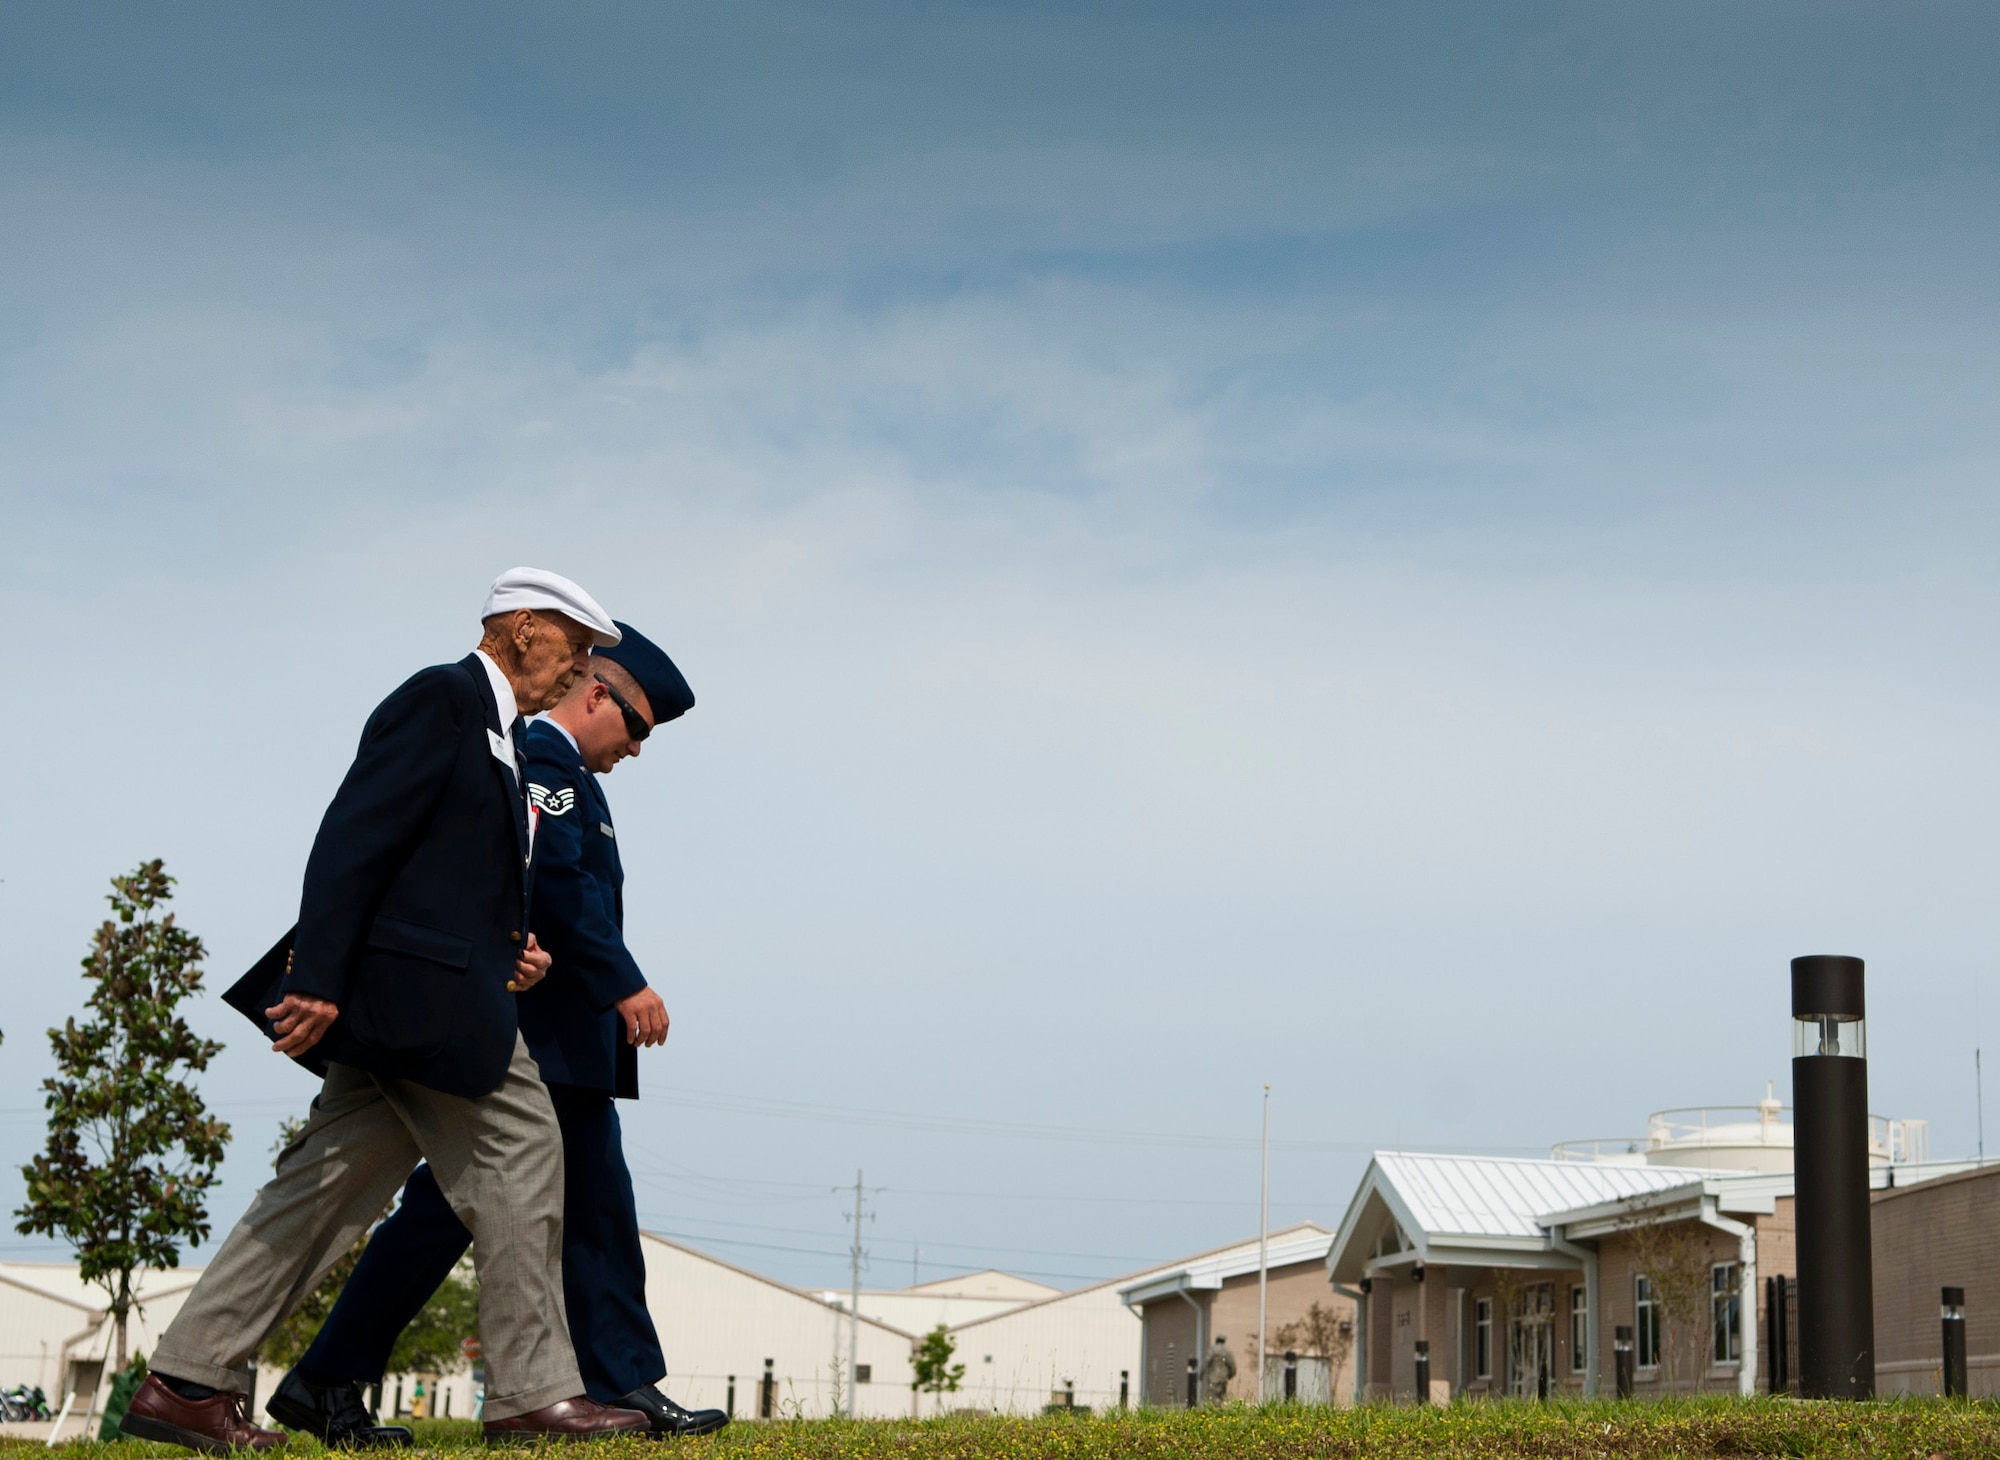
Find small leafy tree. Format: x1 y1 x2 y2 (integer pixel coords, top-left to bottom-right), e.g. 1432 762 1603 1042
911 1324 964 1413
259 1243 367 1371
260 1246 478 1378
1273 1300 1355 1399
16 862 230 1368
387 1258 480 1377
1620 1206 1714 1393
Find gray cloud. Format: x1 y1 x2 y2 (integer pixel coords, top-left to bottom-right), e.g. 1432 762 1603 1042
2 0 1998 1284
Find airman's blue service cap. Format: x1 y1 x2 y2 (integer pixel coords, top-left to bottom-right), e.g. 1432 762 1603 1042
593 621 694 726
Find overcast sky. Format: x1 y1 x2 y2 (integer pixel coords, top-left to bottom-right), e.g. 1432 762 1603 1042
3 1 1999 1292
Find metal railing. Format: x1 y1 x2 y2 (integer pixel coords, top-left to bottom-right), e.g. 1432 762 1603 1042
1548 1138 1643 1162
1648 1105 1793 1151
1553 1108 1931 1164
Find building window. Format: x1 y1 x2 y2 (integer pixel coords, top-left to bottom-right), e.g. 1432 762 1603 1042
855 1364 872 1384
1475 1296 1493 1379
1570 1284 1588 1372
1711 1263 1740 1364
1634 1276 1660 1369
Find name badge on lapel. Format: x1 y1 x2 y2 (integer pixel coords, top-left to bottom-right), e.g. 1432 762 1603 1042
599 822 616 839
487 728 517 775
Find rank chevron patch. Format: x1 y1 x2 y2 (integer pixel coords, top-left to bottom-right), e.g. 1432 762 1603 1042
528 783 576 817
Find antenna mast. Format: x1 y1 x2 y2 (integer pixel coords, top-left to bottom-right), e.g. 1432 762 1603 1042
1257 1083 1271 1400
848 1170 864 1418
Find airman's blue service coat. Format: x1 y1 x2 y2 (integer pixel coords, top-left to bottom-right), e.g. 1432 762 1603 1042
520 718 646 1098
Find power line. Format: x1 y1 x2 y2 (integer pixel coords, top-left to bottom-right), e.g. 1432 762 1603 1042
622 1151 1344 1210
638 1228 1118 1286
643 1083 1543 1157
633 1208 1157 1265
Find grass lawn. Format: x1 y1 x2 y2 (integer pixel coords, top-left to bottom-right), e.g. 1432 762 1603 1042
11 1399 1998 1459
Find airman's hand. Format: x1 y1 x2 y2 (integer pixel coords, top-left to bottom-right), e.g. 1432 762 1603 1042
614 986 670 1047
265 994 339 1056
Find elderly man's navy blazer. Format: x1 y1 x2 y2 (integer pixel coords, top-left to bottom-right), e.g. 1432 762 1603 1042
225 655 532 1099
518 718 645 1097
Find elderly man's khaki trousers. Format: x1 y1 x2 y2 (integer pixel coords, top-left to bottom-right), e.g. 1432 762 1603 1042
151 1035 582 1421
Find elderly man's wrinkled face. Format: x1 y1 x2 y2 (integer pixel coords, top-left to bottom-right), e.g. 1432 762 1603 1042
515 612 596 711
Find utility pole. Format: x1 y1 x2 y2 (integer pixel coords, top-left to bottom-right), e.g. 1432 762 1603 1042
1979 1049 1986 1161
1257 1083 1271 1402
848 1170 864 1418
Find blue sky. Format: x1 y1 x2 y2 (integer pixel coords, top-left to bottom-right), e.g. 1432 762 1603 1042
3 1 1999 1290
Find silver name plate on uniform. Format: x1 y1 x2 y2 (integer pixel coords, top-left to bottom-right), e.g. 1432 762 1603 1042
599 822 615 838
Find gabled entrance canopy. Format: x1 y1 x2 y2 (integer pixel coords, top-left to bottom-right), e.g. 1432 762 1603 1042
1327 1153 1704 1282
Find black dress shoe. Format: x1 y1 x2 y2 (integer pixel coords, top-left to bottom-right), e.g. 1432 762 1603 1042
614 1385 729 1438
265 1370 412 1449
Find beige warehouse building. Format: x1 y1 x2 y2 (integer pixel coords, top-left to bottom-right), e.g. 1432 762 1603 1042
0 1262 204 1441
943 1260 1171 1414
1120 1224 1346 1406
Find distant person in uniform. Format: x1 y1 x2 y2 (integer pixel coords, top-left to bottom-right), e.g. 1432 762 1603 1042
277 622 727 1441
1203 1335 1237 1405
125 568 651 1452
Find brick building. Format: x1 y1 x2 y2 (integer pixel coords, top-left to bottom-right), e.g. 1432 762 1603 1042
1326 1154 1728 1401
1871 1164 2000 1396
1119 1224 1350 1405
1325 1149 1984 1403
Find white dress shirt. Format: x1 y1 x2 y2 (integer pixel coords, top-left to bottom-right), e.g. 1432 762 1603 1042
530 712 580 755
475 650 523 782
476 650 521 728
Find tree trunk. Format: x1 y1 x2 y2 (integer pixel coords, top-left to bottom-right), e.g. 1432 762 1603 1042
116 1309 128 1371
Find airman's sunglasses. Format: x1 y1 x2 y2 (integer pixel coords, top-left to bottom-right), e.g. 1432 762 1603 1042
594 674 652 742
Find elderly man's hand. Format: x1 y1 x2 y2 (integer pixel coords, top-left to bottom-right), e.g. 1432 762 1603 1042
265 994 339 1056
615 986 670 1047
507 933 552 992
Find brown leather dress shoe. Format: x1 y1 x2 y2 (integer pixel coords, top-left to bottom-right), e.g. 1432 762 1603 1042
119 1375 287 1454
483 1396 650 1445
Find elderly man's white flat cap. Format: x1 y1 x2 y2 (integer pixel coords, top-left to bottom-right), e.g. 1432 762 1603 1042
481 567 621 647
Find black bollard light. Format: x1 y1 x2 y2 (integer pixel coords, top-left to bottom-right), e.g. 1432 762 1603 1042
1942 1288 1967 1398
1186 1355 1198 1409
1792 955 1875 1398
1119 1370 1129 1410
1765 1274 1791 1394
1284 1350 1298 1402
1613 1325 1634 1399
1414 1339 1430 1405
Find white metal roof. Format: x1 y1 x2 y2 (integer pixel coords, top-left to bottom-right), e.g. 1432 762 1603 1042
1118 1223 1333 1306
1376 1153 1703 1239
1326 1152 1721 1281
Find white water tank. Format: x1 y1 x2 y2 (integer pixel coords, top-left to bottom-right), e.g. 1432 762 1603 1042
1644 1094 1794 1172
1552 1086 1928 1174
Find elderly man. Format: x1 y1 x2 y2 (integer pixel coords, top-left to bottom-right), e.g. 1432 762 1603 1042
124 569 650 1452
271 623 726 1442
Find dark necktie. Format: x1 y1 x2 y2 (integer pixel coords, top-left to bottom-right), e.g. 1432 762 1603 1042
508 719 531 815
